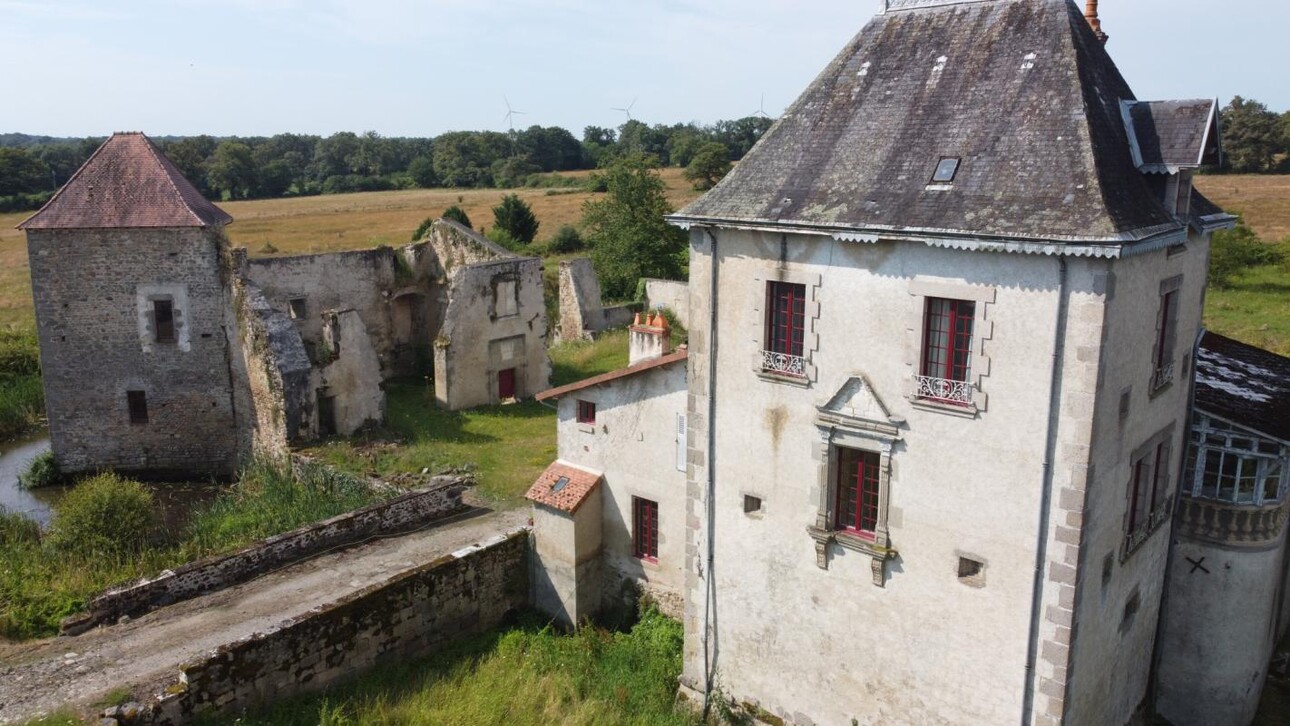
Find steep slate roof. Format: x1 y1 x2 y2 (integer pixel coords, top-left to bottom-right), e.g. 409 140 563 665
1124 99 1220 172
19 132 232 230
525 460 603 514
1195 332 1290 444
673 0 1189 246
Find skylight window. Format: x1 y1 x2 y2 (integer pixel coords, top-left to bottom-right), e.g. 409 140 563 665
932 157 961 183
551 476 570 493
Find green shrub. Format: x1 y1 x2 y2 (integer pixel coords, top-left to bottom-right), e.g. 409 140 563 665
442 205 472 229
18 450 59 489
0 374 43 440
486 227 525 252
47 473 157 555
1210 221 1286 288
491 194 539 244
0 328 40 376
547 224 584 253
411 216 435 241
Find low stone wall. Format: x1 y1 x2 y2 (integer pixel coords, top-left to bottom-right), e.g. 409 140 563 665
61 477 470 636
151 529 529 724
643 278 690 329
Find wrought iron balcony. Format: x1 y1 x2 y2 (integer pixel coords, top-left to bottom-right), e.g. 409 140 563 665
761 350 806 378
915 375 973 405
1152 361 1175 392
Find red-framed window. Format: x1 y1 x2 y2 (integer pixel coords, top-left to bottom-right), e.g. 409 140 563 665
1154 290 1178 376
835 447 881 539
1128 442 1169 533
765 281 806 358
921 298 974 383
632 497 659 561
576 400 596 425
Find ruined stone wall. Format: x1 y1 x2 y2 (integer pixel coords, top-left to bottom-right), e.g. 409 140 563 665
27 227 241 478
643 278 691 329
432 237 550 410
556 258 635 343
245 248 402 376
317 309 385 435
232 268 313 456
63 477 470 636
153 529 529 724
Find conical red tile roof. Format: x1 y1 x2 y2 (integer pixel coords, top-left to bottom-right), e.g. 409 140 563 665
19 132 232 230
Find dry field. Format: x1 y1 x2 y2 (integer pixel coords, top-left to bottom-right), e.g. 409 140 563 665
1 172 1285 339
1195 174 1290 242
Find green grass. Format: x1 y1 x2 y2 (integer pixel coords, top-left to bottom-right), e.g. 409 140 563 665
209 606 695 726
1206 262 1290 356
307 332 634 506
0 326 42 441
0 459 391 641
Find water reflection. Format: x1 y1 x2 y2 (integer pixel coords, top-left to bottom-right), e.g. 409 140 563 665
0 434 229 532
0 434 56 525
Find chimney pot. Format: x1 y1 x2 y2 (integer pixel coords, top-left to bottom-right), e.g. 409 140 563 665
1084 0 1108 44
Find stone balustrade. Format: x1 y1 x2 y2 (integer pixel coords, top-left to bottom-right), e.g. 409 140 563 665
1176 495 1288 547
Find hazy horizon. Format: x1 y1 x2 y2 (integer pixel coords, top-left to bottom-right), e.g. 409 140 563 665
2 0 1286 139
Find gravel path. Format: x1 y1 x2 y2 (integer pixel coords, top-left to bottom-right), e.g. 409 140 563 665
0 506 529 724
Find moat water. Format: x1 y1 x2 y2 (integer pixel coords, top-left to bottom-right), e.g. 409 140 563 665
0 433 56 525
0 433 227 531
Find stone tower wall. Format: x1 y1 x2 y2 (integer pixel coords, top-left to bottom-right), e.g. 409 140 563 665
27 227 241 477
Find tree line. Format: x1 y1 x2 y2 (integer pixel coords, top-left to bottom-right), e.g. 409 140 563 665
0 117 774 212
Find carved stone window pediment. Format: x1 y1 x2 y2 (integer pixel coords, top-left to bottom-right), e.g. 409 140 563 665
812 375 901 586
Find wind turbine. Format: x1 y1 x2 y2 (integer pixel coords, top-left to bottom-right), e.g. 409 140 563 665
502 96 527 132
611 97 637 122
752 93 771 119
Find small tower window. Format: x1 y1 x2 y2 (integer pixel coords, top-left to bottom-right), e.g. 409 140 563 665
288 298 308 320
154 300 175 344
127 390 148 424
932 157 961 184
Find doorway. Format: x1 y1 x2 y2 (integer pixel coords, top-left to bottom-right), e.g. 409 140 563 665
498 368 517 401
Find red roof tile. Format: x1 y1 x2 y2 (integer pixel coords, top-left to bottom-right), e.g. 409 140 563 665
18 132 232 230
525 460 602 514
535 347 687 402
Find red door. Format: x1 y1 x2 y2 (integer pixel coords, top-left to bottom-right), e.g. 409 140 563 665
498 368 516 400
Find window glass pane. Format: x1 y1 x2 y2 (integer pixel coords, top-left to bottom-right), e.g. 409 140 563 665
1263 462 1283 503
766 281 806 358
932 157 960 183
1235 457 1259 504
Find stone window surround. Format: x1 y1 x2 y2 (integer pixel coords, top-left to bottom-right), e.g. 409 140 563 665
1121 422 1176 562
1150 274 1184 398
750 268 821 386
490 274 520 320
136 283 191 353
808 411 900 587
904 276 994 416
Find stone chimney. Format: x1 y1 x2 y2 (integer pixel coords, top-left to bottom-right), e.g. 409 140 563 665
629 312 672 366
1085 0 1108 44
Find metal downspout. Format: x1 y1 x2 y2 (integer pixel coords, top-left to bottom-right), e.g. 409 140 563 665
1022 255 1069 724
701 228 720 718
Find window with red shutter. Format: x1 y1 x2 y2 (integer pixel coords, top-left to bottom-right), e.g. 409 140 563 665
576 400 596 425
763 281 807 377
917 298 975 404
633 497 659 561
835 447 881 539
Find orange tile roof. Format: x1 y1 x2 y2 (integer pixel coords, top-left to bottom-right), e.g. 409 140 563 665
19 132 233 230
535 347 687 402
525 460 602 514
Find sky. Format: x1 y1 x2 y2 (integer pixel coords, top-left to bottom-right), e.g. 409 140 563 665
1 0 1286 138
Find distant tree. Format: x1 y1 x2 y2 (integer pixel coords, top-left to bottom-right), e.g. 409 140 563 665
207 141 259 200
666 128 706 168
583 126 618 167
312 132 360 180
408 156 438 188
711 116 774 160
442 205 472 228
582 155 687 299
0 148 53 195
684 142 732 191
516 126 590 172
161 135 217 195
1221 96 1283 173
491 155 541 188
492 194 539 244
32 144 88 187
254 158 295 198
432 131 510 188
616 120 670 164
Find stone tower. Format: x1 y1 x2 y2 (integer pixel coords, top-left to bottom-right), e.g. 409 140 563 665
19 132 243 478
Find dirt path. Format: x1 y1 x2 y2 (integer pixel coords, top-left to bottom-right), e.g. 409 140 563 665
0 507 529 724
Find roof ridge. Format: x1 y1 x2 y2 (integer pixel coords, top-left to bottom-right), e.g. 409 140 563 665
139 134 207 228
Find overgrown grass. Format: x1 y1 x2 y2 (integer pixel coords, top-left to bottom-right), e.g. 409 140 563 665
211 606 695 726
0 459 389 641
0 327 42 440
306 333 633 506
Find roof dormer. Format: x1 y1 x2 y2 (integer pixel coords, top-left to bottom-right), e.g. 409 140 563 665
1121 99 1221 218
